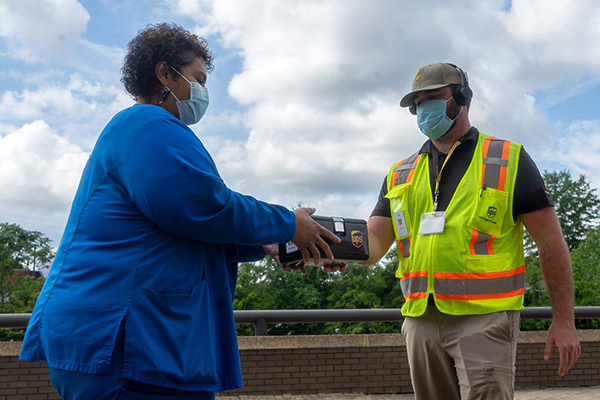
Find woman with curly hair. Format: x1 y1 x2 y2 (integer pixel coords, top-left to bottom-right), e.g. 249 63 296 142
20 23 338 399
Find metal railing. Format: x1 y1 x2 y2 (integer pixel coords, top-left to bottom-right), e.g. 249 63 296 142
2 307 600 336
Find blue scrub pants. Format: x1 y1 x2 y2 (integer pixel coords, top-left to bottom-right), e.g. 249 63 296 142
49 327 216 400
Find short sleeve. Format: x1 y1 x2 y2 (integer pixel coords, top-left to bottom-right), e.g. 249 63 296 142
370 177 391 218
513 148 554 219
116 117 296 245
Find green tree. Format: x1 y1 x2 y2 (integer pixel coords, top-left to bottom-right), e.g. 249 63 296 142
322 250 403 335
570 226 600 329
233 247 404 336
0 275 46 341
0 223 54 303
234 257 335 336
0 223 53 341
522 170 599 329
542 170 600 251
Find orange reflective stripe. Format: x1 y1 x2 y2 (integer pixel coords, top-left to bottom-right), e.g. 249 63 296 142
391 159 404 189
397 237 411 259
470 229 495 255
486 234 496 255
481 137 495 186
469 229 479 255
406 154 421 183
401 271 428 280
501 140 511 159
435 288 525 301
482 136 495 155
392 152 420 187
434 265 525 281
482 137 510 191
404 292 428 300
498 165 507 191
497 140 511 191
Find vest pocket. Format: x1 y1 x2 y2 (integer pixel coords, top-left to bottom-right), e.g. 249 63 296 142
466 187 508 236
395 258 410 279
385 183 413 239
464 253 511 273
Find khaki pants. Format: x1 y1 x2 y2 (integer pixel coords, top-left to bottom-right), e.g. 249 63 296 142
402 306 520 400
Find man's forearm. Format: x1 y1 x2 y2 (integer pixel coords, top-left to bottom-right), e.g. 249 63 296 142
363 232 390 265
538 234 575 320
361 216 395 266
522 207 580 375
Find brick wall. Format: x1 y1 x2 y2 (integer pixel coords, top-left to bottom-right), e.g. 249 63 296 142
0 331 599 398
225 330 600 396
0 357 59 400
234 346 412 396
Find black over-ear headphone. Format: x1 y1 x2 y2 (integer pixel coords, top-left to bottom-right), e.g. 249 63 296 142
409 63 473 115
446 63 473 106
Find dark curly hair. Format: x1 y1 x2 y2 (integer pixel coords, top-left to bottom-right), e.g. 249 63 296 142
120 23 214 99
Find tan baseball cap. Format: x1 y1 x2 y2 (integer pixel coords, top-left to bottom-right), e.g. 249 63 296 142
399 63 464 107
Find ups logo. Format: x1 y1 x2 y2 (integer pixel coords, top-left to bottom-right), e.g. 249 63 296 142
414 69 424 83
487 206 498 219
351 230 364 249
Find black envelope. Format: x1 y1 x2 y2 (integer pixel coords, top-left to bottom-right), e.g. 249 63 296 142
279 215 369 266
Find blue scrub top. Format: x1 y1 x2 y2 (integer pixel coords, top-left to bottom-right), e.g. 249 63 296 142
20 105 296 392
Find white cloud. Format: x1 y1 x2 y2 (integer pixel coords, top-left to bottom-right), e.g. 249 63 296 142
543 120 600 189
164 0 600 219
0 121 89 243
501 0 600 71
0 0 90 61
537 78 600 111
0 1 124 83
0 74 133 149
3 0 600 243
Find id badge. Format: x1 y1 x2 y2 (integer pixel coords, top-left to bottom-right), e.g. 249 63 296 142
419 211 446 235
393 210 409 238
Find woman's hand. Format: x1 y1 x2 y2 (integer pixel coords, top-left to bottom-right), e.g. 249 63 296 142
291 207 341 265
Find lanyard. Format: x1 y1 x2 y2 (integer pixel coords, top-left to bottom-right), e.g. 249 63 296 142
433 141 461 212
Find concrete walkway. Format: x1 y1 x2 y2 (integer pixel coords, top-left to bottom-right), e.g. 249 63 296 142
222 386 600 399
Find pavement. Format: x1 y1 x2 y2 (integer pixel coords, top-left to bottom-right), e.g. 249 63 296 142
220 386 600 399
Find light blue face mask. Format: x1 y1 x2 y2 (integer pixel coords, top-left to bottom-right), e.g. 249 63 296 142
416 98 458 140
169 66 209 125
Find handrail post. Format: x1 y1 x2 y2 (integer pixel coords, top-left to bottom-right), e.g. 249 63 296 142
256 319 268 336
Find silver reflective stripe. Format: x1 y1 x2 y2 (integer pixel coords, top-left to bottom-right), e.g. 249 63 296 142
483 157 508 167
473 231 493 255
400 237 410 258
394 152 419 186
395 164 418 172
434 273 525 296
483 163 501 189
401 277 428 296
486 139 505 159
483 140 506 190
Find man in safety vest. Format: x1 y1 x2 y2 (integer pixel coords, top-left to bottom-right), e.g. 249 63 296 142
365 63 580 399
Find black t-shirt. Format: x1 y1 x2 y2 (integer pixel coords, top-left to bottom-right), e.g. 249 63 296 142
370 127 553 220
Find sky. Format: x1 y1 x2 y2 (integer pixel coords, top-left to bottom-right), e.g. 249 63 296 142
1 0 600 245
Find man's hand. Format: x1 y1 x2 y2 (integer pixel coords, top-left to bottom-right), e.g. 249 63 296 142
262 244 307 275
291 207 341 265
544 319 581 376
321 261 347 273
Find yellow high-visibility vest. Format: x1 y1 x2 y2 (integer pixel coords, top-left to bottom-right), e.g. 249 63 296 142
386 132 525 317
